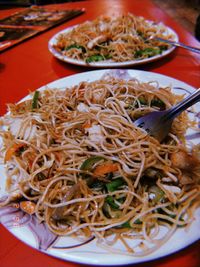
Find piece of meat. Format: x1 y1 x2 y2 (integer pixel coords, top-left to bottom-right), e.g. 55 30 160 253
170 149 199 171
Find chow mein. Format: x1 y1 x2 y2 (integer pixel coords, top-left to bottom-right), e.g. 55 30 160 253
53 13 175 63
0 76 199 255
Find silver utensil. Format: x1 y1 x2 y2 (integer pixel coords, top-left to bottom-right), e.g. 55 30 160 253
134 89 200 142
151 36 200 54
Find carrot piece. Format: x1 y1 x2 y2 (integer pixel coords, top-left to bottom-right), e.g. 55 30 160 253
82 120 92 129
20 201 36 215
4 143 24 162
93 162 119 176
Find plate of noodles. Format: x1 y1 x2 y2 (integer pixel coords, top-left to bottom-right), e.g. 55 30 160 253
0 69 199 266
48 13 178 67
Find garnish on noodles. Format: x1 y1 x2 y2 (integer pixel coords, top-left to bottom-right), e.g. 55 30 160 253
53 13 175 63
0 77 199 256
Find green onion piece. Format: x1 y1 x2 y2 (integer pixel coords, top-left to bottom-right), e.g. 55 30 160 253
32 91 39 110
106 177 125 192
105 196 119 210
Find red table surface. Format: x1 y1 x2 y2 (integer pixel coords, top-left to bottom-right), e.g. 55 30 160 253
0 1 200 267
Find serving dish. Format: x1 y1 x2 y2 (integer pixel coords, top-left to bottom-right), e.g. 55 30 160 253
0 69 199 266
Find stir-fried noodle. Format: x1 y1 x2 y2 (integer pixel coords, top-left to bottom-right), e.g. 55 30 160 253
54 13 175 63
0 77 199 255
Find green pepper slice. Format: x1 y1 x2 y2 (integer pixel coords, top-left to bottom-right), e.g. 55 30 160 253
135 47 161 58
105 196 119 210
80 156 104 171
106 177 126 192
86 54 111 63
65 44 86 53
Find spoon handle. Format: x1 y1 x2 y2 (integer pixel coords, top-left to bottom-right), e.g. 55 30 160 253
155 37 200 54
164 89 200 120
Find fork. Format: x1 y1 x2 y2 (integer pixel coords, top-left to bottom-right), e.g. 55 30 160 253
150 36 200 54
134 88 200 142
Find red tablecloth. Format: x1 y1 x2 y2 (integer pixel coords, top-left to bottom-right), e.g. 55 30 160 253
0 1 200 267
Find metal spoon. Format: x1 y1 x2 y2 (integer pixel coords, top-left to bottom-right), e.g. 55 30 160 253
134 89 200 142
150 36 200 54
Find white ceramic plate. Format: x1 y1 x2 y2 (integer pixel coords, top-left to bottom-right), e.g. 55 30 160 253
48 23 178 67
0 70 199 266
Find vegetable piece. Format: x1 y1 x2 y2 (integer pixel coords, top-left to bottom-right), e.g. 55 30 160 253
102 202 111 218
105 54 112 59
149 185 165 203
88 180 105 190
80 156 104 171
105 196 119 209
129 96 165 110
80 156 104 177
158 45 168 51
37 172 46 181
120 221 131 228
135 47 161 58
32 90 39 109
86 54 104 63
20 201 36 215
143 167 163 179
130 96 147 109
137 30 144 38
133 219 142 225
86 54 111 63
5 143 25 162
65 44 86 53
93 162 119 176
137 96 147 106
106 177 125 192
151 98 165 109
82 120 92 129
117 219 142 228
15 145 26 157
157 207 186 227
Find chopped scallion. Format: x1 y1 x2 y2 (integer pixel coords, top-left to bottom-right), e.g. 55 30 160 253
32 91 39 110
